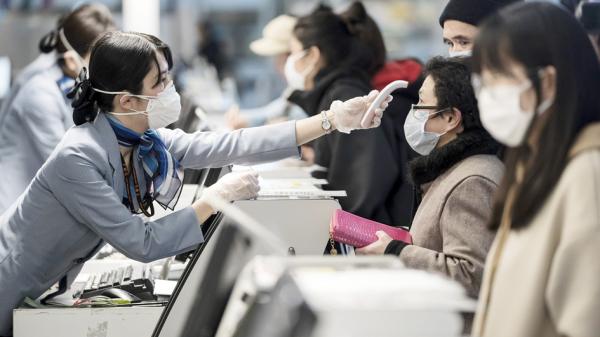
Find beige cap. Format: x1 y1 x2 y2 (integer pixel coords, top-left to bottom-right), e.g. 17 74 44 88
250 15 297 56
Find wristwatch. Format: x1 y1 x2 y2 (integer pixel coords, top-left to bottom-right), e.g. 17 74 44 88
321 111 333 134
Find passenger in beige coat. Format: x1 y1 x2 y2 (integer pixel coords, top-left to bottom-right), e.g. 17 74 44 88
357 57 503 298
469 3 600 337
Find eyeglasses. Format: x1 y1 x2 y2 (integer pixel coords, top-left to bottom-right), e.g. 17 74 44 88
410 104 451 121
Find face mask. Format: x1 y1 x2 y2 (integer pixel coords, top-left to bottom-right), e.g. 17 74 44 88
284 50 315 91
94 82 182 129
449 49 472 58
404 105 448 156
477 79 553 147
58 28 86 74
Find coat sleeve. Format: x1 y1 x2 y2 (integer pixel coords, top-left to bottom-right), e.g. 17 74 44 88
158 121 300 169
399 176 497 297
545 154 600 337
47 147 205 263
17 85 69 160
326 129 398 219
314 84 399 221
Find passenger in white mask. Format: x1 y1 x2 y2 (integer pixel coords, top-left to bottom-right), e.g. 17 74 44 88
469 3 600 337
439 0 521 57
0 31 392 336
0 3 115 213
357 57 504 305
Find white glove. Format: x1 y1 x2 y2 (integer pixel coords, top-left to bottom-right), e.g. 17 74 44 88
200 170 260 203
330 90 393 134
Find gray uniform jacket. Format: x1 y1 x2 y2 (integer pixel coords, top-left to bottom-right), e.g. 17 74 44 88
0 112 299 335
0 52 56 128
0 64 73 213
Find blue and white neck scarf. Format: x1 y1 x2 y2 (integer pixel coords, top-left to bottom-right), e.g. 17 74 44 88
107 116 183 210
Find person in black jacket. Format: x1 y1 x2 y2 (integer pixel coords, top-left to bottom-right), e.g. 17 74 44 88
287 4 399 225
341 1 425 228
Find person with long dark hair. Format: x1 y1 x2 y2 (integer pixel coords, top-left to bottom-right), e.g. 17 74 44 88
0 31 391 335
0 3 115 213
287 4 400 225
470 3 600 336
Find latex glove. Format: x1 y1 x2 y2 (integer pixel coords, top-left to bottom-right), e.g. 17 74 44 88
331 90 393 134
201 170 260 203
355 231 393 255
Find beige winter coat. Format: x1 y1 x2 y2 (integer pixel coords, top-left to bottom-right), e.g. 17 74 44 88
473 123 600 337
400 154 504 298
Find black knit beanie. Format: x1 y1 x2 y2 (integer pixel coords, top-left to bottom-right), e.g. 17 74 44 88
439 0 521 27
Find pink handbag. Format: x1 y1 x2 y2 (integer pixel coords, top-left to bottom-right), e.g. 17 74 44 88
330 209 412 249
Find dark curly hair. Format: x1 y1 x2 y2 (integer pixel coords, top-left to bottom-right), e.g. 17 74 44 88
424 56 481 132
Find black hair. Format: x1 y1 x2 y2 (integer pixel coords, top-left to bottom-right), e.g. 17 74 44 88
472 2 600 230
293 4 380 76
69 32 174 125
339 1 386 76
39 3 115 56
425 56 482 132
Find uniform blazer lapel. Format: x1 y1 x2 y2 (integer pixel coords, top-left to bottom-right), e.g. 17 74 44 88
91 113 125 201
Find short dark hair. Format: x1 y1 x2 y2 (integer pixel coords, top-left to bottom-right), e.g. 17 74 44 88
424 56 481 132
472 2 600 230
39 3 115 56
293 4 381 76
70 32 174 125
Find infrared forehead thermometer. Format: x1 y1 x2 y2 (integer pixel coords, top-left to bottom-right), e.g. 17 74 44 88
360 80 408 128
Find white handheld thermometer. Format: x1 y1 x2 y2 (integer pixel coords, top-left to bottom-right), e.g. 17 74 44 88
360 80 408 128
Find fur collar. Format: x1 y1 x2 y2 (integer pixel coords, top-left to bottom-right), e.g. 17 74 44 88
409 129 500 186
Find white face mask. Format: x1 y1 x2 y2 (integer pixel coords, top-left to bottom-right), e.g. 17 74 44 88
284 50 315 91
448 49 472 58
476 78 553 147
94 82 182 129
58 28 86 73
404 105 449 156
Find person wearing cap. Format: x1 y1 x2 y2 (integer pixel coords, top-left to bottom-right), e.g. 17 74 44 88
439 0 521 57
225 15 307 130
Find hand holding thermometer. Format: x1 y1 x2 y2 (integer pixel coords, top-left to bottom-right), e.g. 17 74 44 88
360 80 408 128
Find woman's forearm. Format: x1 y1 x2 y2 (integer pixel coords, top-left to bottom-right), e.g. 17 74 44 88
295 110 337 145
191 200 215 225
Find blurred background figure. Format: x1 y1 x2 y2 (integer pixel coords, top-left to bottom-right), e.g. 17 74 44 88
196 19 230 81
0 3 115 213
439 0 522 56
225 14 307 130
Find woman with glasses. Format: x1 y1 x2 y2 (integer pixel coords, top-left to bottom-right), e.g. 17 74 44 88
357 56 503 300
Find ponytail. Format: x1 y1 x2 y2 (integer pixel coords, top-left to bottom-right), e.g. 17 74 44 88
67 68 98 125
340 1 369 36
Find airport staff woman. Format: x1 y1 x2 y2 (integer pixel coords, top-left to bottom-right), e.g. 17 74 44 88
0 31 390 335
0 3 115 213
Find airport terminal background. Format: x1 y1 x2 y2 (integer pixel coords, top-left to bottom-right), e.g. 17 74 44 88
0 0 447 109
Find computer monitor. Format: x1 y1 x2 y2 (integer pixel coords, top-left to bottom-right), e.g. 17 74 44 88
152 193 286 337
231 272 317 337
